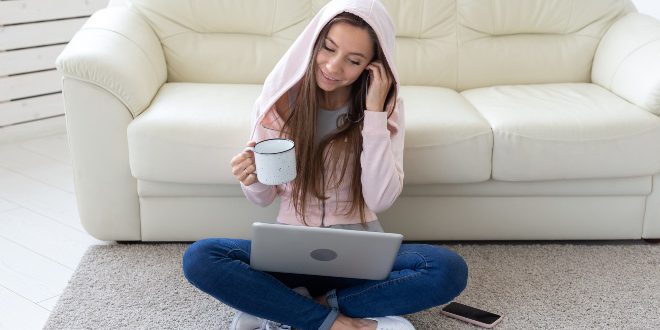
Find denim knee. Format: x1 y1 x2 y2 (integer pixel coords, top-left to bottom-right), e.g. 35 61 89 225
428 246 469 304
182 238 218 285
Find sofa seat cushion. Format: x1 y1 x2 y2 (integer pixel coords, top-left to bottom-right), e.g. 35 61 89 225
128 83 494 184
399 86 493 183
462 83 660 181
128 83 261 184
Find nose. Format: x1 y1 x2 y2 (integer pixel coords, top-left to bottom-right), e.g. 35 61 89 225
325 55 341 75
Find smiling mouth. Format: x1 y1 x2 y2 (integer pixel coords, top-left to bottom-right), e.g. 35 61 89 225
320 69 339 81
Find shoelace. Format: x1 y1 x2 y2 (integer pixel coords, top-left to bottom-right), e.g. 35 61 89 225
258 319 292 330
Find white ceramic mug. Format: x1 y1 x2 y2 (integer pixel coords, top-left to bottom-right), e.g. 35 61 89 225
246 138 297 185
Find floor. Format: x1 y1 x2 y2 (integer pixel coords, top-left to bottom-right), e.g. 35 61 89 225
0 132 108 330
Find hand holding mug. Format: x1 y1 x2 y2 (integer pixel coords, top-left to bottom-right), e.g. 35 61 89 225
231 139 296 186
230 141 258 186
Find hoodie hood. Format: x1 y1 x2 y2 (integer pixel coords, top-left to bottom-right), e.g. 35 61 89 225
250 0 398 140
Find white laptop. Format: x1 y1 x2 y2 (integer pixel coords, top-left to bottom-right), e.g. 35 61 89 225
250 222 403 280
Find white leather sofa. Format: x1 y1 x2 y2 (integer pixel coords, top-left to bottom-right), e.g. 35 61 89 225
56 0 660 242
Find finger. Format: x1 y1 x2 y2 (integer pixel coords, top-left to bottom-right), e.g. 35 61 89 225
369 63 383 84
238 168 250 182
232 150 251 163
234 141 257 164
233 158 253 176
243 173 258 186
374 62 390 80
245 164 256 175
232 164 243 177
374 62 389 83
241 157 254 169
238 164 256 181
230 154 246 167
237 147 255 161
232 159 249 176
243 141 257 157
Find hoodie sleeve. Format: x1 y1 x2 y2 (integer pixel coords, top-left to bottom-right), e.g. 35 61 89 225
240 180 277 207
360 98 405 213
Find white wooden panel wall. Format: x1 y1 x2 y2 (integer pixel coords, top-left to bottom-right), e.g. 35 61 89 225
0 0 109 128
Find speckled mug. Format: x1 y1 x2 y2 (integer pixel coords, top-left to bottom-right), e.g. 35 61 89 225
246 138 296 185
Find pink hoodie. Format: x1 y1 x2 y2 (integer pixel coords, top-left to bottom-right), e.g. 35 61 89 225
240 0 405 227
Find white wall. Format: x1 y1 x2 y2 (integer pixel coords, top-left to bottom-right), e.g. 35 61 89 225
633 0 660 19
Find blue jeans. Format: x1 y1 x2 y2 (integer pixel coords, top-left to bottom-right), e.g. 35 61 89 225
182 238 468 330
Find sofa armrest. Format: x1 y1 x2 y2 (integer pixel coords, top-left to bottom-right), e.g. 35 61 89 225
592 13 660 115
56 6 166 118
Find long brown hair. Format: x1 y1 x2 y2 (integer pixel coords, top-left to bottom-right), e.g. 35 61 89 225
280 12 397 226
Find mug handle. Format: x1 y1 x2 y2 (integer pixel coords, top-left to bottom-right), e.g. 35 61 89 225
244 146 257 175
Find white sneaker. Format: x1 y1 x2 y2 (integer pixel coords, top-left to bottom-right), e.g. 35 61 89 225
230 310 264 330
365 316 416 330
229 287 311 330
258 319 293 330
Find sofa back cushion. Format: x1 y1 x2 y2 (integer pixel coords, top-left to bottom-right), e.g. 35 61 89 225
455 0 634 90
129 0 316 84
383 0 457 88
129 0 634 90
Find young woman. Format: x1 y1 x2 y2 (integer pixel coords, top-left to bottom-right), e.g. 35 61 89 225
182 1 468 329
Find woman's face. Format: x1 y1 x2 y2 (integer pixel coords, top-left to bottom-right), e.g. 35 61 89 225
315 22 374 93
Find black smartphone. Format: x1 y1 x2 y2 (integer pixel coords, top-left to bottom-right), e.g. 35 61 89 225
358 69 370 113
361 69 370 95
440 302 503 328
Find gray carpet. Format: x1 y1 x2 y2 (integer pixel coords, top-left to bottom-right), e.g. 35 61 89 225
44 241 660 329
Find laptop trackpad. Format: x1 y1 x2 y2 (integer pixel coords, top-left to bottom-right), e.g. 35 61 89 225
310 248 338 261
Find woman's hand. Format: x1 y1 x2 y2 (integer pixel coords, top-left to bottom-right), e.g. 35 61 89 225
230 141 258 186
365 61 392 112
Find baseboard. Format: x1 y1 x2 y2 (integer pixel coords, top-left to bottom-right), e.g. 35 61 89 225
0 115 67 144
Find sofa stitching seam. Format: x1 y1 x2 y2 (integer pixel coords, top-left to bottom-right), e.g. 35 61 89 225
418 0 425 39
59 76 137 119
270 0 278 36
455 0 459 90
494 125 660 143
406 131 492 149
609 37 660 90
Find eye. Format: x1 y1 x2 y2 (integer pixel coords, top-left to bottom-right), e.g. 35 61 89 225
348 59 360 66
322 44 334 52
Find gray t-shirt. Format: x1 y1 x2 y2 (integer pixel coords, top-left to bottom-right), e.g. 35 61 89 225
315 103 348 145
317 104 384 233
329 221 384 232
